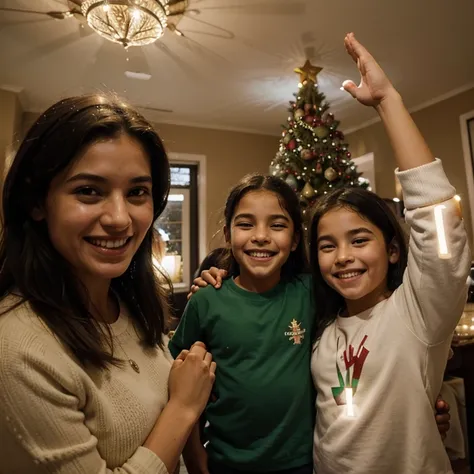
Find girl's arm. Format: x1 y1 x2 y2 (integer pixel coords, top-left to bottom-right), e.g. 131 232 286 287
182 424 209 474
342 33 434 171
343 33 470 343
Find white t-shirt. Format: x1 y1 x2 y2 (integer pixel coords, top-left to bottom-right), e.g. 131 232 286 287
311 159 470 474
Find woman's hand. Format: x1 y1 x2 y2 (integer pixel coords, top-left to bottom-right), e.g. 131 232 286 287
435 397 451 440
342 32 398 108
168 342 216 420
187 267 228 300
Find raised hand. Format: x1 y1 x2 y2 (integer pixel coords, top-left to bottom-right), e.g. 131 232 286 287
342 32 397 107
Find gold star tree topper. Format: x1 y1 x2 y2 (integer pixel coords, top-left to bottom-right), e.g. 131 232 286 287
294 60 322 83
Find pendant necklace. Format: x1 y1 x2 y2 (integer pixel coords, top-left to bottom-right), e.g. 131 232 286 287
110 292 140 374
115 336 141 374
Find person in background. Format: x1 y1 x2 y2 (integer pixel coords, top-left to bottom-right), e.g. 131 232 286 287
0 93 215 474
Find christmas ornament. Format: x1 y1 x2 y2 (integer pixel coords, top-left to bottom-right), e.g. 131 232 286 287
312 176 323 189
304 103 312 113
294 60 322 83
300 149 313 160
315 162 323 174
302 182 316 198
314 126 329 139
283 133 292 145
285 174 298 190
304 115 313 124
324 167 337 182
288 139 297 150
294 109 305 120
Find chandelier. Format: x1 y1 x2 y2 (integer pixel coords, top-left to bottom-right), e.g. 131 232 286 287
81 0 171 48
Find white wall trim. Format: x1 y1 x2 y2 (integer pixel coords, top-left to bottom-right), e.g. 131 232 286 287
459 110 474 239
168 152 207 263
343 82 474 135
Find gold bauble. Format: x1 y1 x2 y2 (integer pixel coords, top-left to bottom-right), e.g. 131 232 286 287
324 167 337 182
302 181 316 198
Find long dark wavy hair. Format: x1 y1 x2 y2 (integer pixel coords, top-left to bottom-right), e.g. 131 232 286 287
309 187 408 340
222 173 309 279
0 93 171 369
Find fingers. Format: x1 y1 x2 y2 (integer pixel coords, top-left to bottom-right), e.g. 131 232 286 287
436 397 449 412
345 32 372 63
192 278 209 289
344 33 358 63
175 349 189 361
342 80 358 98
190 341 208 359
204 351 213 368
215 269 228 288
436 413 451 425
201 269 218 287
210 361 217 375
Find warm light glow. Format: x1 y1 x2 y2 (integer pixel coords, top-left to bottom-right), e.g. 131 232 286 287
153 255 182 283
392 197 400 202
454 195 461 202
434 204 450 258
132 8 141 20
168 194 184 202
345 388 355 417
81 0 170 48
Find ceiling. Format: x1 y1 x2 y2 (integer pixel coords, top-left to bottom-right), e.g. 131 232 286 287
1 0 474 136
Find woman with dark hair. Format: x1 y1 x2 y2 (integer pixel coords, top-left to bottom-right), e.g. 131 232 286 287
0 94 216 473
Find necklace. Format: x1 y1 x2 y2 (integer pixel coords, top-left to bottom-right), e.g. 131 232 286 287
110 292 140 374
114 336 141 374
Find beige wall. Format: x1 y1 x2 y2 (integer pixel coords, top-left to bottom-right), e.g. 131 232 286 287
22 112 280 250
346 88 474 250
153 123 279 249
0 89 22 179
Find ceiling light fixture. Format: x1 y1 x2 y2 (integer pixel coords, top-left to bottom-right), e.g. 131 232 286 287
81 0 170 48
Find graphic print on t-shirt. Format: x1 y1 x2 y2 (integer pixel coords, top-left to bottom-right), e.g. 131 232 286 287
284 319 306 345
332 335 370 405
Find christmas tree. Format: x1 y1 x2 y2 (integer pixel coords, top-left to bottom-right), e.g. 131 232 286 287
270 60 370 220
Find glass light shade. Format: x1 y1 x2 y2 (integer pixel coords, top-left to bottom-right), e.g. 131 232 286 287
81 0 170 48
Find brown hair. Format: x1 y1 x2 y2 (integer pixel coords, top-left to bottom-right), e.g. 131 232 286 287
0 94 171 369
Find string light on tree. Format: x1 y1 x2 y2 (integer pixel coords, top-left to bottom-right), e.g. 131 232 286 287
269 60 369 222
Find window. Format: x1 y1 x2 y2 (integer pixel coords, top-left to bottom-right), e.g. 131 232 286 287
154 165 199 292
460 111 474 240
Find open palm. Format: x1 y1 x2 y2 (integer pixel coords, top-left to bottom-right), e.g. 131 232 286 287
342 33 395 107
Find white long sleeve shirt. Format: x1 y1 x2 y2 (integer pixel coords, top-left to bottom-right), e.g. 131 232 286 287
312 159 471 474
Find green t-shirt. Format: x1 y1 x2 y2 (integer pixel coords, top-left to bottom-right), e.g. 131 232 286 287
168 275 314 471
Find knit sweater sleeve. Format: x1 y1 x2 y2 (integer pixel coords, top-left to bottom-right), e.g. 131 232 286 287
0 317 169 474
393 158 471 345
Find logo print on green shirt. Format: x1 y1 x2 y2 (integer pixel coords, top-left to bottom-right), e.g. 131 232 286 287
284 319 306 345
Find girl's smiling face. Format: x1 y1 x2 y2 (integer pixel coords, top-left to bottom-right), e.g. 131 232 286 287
316 206 400 315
